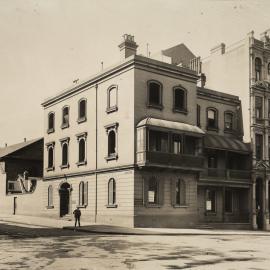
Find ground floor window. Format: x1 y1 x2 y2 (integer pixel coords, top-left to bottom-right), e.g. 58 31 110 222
206 189 216 212
175 179 186 206
108 178 116 206
225 189 233 213
79 181 88 207
47 185 53 208
148 177 159 204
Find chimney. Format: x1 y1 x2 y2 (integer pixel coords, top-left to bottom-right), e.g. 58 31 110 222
5 143 7 147
118 34 138 60
198 73 206 88
210 43 226 55
24 138 26 142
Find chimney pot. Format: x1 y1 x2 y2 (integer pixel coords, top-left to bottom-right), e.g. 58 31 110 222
24 138 26 142
210 43 226 55
118 34 138 60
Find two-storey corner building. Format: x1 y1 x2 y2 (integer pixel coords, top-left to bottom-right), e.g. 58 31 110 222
41 34 207 228
197 87 252 229
198 29 270 230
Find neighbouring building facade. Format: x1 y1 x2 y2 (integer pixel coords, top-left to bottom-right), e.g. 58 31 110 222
39 34 253 229
0 138 43 216
198 29 270 230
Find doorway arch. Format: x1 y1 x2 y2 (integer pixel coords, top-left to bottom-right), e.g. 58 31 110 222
59 182 71 217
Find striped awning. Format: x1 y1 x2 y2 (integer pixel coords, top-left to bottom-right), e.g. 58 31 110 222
204 134 251 153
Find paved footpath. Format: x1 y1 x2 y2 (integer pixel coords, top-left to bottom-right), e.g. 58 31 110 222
1 214 270 236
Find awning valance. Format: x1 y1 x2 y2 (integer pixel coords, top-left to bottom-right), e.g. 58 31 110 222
204 134 251 153
137 117 205 136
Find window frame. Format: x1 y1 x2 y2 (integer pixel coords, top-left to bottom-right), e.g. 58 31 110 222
61 106 70 129
47 112 55 134
147 177 159 205
78 181 88 208
59 137 70 169
147 80 163 110
197 104 201 127
205 189 216 214
105 123 119 161
76 132 87 166
224 111 234 132
255 57 262 81
47 185 54 209
173 86 187 114
255 96 263 123
174 179 187 207
106 85 118 113
206 107 218 131
107 178 117 207
77 98 87 123
255 133 263 161
46 142 55 171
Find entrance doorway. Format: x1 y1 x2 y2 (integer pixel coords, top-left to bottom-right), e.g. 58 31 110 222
59 182 70 217
256 178 263 229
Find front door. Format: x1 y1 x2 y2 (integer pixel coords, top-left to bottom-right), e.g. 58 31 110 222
59 183 70 217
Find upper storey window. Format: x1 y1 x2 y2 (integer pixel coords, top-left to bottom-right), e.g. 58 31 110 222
78 99 86 123
224 112 233 131
147 81 163 109
107 85 118 113
62 106 69 129
255 96 263 123
255 57 262 81
173 87 187 113
47 112 55 134
207 108 218 131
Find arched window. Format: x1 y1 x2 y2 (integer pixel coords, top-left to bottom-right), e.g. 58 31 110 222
48 185 53 207
48 112 55 133
255 57 262 81
79 182 84 206
107 86 118 113
48 146 54 169
148 81 162 108
175 179 186 206
268 63 270 75
78 99 86 122
62 143 68 166
174 87 187 112
79 138 86 163
148 177 158 204
62 106 69 128
207 108 218 130
224 112 233 130
108 130 116 156
108 178 116 205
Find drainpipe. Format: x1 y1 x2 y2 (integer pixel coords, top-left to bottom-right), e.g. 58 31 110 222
95 83 98 223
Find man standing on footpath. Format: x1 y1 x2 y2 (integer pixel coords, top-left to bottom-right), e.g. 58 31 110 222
73 207 81 231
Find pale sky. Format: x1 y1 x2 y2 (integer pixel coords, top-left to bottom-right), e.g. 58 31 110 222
0 0 269 146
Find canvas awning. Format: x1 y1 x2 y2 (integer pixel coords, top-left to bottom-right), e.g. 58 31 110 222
137 117 205 136
204 134 251 153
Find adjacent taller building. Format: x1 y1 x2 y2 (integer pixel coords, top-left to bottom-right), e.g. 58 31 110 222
200 29 270 230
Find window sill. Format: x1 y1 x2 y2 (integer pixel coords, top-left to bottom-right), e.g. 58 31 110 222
77 117 87 124
205 211 216 216
76 161 87 167
106 204 118 208
173 108 188 115
76 204 87 209
173 205 188 208
224 128 234 134
145 204 162 208
105 154 118 161
61 123 69 129
46 205 54 209
147 104 163 110
206 126 219 132
106 106 118 114
46 167 55 172
60 164 70 169
47 128 55 134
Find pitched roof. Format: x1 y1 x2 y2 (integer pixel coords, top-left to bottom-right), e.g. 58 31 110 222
0 138 43 159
